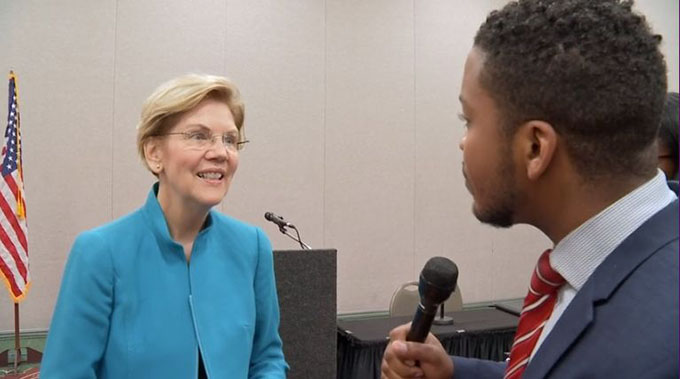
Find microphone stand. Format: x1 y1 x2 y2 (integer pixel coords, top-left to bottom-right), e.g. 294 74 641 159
279 224 311 250
432 303 454 325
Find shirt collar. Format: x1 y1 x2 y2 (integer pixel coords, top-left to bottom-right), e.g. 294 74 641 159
550 170 677 290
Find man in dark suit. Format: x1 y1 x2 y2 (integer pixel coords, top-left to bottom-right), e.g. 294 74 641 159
658 92 679 180
381 0 678 378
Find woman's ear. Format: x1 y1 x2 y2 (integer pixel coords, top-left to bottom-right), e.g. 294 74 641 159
143 139 163 174
515 120 558 181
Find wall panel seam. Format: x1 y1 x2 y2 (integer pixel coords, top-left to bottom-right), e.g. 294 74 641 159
322 0 328 248
111 0 119 221
412 0 417 278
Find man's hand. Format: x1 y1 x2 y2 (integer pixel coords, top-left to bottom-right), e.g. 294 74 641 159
381 323 454 379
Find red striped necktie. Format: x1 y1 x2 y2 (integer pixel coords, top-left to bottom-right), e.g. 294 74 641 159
504 249 565 379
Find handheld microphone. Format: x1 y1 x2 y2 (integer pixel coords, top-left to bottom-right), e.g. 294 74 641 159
264 212 292 229
406 257 459 342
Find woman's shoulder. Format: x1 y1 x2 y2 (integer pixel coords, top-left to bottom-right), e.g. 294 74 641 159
209 211 273 246
77 208 147 243
209 211 262 234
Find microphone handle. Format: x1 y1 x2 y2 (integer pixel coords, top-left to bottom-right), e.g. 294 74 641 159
406 305 436 342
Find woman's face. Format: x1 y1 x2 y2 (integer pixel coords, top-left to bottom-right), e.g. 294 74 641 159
150 98 240 214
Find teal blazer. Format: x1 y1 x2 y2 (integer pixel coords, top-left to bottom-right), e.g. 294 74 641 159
41 184 288 378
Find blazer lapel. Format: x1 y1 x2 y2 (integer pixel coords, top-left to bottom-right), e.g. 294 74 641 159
522 282 594 379
523 199 678 378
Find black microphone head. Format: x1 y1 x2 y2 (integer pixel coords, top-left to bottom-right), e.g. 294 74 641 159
418 257 459 309
264 212 274 221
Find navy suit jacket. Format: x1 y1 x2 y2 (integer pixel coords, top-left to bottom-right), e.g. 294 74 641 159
453 197 679 378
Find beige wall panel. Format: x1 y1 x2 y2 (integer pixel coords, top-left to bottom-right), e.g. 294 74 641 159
219 0 326 250
414 1 498 306
635 0 679 91
111 0 228 219
326 0 416 313
0 1 116 331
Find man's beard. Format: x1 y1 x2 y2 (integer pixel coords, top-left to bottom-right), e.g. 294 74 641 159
471 154 517 228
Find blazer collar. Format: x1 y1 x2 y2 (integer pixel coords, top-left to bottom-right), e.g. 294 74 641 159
524 198 679 378
141 182 214 255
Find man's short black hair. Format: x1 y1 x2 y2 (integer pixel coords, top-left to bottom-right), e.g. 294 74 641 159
474 0 667 179
659 92 679 173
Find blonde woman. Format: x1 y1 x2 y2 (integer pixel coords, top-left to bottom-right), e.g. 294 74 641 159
42 74 288 378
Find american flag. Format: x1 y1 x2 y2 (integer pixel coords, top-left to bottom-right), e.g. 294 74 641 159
0 71 29 302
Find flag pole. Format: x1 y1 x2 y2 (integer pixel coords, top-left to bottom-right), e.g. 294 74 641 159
11 70 23 372
14 302 20 371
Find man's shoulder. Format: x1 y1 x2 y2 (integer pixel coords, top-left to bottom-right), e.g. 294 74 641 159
543 200 679 376
593 198 678 297
625 197 678 268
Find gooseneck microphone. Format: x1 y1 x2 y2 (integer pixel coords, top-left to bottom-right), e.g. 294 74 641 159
406 257 459 342
263 211 311 250
264 212 291 228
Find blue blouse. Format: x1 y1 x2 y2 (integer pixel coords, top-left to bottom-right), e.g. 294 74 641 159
41 184 288 378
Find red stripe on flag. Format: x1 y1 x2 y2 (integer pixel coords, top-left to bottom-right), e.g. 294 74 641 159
4 172 19 197
0 221 27 282
0 177 27 251
0 190 27 252
0 255 23 297
5 174 28 217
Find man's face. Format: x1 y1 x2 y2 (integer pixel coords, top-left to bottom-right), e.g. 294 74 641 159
458 48 518 228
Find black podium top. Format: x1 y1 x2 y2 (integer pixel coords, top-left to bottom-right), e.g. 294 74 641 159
338 307 518 345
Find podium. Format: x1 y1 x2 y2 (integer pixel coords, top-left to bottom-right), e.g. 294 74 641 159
273 249 337 379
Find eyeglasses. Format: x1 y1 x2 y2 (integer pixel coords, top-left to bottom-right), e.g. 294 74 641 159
160 131 250 152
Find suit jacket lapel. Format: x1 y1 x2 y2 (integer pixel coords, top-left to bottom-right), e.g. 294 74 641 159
522 282 594 378
523 199 678 379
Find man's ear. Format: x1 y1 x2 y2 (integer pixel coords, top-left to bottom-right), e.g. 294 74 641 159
515 120 558 181
143 139 163 174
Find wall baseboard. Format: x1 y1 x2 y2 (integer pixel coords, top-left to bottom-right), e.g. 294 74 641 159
0 330 47 340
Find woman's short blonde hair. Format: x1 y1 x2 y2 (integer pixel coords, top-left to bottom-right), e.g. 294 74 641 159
136 74 245 172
